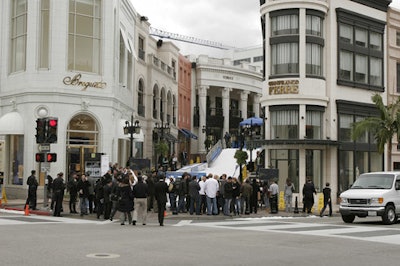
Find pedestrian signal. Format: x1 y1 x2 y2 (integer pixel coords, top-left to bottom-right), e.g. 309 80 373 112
35 153 45 162
46 153 57 162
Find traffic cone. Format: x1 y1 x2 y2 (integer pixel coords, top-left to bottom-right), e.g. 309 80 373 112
0 198 2 208
24 204 30 216
164 210 167 217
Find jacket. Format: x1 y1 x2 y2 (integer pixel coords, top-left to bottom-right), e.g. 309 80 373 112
117 184 134 212
188 180 200 198
154 180 168 204
133 181 149 198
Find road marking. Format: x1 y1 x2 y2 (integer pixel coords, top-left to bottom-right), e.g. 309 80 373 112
187 218 400 245
0 209 103 225
174 220 192 226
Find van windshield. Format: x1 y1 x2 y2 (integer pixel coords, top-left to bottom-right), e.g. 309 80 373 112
351 174 394 189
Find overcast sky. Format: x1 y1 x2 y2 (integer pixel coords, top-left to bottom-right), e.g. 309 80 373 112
130 0 400 57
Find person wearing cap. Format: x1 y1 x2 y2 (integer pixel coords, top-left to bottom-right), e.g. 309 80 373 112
320 182 332 217
154 174 168 226
52 172 66 217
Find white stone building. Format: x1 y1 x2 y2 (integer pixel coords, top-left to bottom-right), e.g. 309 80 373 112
260 0 391 201
0 0 179 198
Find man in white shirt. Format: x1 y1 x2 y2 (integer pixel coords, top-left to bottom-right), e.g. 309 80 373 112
199 176 207 214
204 174 219 215
269 179 279 214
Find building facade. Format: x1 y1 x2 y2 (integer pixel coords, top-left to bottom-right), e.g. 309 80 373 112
387 6 400 170
0 0 180 198
260 0 391 200
189 55 263 159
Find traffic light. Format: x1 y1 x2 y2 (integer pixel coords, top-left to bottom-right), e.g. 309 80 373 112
35 153 45 162
46 118 58 143
46 153 57 162
35 118 46 144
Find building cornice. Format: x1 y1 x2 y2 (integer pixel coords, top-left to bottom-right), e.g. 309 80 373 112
351 0 391 12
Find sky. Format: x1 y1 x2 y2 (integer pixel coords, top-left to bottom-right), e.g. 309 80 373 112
130 0 262 57
130 0 400 57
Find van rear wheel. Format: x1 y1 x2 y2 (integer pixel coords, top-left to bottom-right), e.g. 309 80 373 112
341 214 355 223
382 205 397 225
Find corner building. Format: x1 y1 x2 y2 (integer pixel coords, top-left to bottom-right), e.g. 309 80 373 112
260 0 390 201
0 0 180 198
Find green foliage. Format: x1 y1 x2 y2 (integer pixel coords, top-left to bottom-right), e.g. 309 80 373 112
155 141 169 156
234 150 248 166
351 94 400 170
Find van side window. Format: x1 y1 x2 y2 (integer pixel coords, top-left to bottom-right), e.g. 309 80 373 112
396 179 400 190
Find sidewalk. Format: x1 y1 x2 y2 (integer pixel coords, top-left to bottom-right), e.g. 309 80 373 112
0 198 340 220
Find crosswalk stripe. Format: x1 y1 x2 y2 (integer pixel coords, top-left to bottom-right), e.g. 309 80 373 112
187 218 400 245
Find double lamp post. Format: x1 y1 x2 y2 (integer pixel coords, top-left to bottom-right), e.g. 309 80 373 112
124 115 141 167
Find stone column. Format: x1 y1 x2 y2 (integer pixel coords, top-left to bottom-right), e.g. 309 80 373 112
253 94 262 117
222 87 231 134
240 91 249 119
198 85 209 154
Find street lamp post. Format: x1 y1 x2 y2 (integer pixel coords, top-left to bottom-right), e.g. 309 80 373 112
124 115 140 167
243 121 254 172
154 114 170 171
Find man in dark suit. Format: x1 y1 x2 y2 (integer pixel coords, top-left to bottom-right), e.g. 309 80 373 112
52 172 66 217
154 174 168 226
26 170 39 210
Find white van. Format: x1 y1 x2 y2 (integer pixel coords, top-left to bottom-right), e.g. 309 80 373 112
339 172 400 225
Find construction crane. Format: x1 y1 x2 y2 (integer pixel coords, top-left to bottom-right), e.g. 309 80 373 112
149 27 235 50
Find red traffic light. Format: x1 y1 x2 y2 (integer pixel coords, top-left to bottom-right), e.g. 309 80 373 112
46 153 57 162
48 119 57 127
46 118 58 143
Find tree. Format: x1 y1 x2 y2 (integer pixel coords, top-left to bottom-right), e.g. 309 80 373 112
234 150 248 182
351 94 400 171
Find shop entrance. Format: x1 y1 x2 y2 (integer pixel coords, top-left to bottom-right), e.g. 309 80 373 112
66 114 99 181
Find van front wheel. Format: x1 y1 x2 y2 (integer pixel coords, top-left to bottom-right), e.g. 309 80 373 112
382 206 397 225
341 214 355 223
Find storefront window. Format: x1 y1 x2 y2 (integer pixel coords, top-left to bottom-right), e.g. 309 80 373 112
271 109 299 139
339 114 352 142
306 110 322 139
8 135 24 185
370 152 383 172
306 150 322 191
339 150 354 193
269 149 299 193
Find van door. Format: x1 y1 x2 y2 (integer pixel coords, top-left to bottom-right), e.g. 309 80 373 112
395 177 400 214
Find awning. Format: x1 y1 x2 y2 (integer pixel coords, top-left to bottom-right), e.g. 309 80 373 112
120 27 132 53
164 133 178 143
117 119 144 142
0 112 24 134
179 128 198 140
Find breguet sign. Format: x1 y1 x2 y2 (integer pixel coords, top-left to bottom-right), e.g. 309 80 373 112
268 80 299 95
63 73 107 91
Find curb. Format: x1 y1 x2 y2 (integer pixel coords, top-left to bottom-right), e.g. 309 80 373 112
3 206 51 216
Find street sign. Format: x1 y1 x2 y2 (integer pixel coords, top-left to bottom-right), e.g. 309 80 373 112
39 144 50 152
41 162 50 172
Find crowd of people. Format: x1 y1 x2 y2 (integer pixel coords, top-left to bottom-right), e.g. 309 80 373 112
27 163 332 225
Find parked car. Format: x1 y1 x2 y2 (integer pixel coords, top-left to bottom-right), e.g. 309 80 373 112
339 172 400 225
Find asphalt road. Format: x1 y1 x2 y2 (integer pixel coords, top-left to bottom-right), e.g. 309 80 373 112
1 210 400 266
